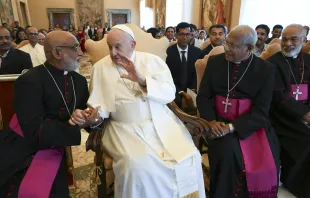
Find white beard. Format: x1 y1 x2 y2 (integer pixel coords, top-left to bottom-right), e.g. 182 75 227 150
282 44 303 57
63 54 79 71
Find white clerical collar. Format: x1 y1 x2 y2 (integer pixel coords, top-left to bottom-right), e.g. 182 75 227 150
64 71 68 75
177 44 188 53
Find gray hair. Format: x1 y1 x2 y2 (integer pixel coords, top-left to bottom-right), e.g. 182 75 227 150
229 25 257 46
284 24 305 36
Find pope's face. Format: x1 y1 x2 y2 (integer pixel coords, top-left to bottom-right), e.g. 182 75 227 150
107 29 136 64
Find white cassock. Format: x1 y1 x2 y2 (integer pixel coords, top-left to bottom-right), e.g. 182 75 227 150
19 43 46 67
88 51 205 198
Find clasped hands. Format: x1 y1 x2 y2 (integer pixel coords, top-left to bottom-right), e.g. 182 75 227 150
208 120 231 139
69 104 101 128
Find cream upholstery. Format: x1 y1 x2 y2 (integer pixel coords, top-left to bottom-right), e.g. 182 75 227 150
259 43 281 60
85 23 169 64
200 38 211 50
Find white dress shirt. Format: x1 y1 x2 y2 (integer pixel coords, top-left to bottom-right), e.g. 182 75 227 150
19 43 46 67
176 44 188 62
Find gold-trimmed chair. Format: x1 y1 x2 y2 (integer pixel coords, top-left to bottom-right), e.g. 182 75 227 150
85 24 211 198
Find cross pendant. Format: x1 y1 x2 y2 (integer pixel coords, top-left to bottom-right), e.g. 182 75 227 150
222 95 232 113
293 86 302 100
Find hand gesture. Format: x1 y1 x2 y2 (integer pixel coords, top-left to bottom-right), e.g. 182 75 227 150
84 104 101 126
117 53 146 86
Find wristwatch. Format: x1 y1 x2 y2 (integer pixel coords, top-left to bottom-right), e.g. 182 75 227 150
228 123 235 133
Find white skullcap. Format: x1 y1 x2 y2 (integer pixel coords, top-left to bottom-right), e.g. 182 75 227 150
111 24 135 40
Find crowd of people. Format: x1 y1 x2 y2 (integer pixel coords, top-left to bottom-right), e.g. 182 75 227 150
0 19 310 198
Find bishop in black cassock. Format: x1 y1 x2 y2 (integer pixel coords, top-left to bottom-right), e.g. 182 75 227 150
197 25 279 198
0 31 93 198
268 24 310 198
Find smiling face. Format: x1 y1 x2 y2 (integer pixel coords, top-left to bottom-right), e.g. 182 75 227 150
281 26 306 57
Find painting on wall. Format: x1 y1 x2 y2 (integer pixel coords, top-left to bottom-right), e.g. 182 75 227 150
202 0 233 31
76 0 102 28
0 0 14 25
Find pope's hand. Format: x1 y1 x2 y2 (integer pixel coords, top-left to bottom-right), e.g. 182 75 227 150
117 53 146 86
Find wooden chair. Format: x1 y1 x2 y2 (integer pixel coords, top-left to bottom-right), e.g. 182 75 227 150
0 74 76 196
85 24 211 198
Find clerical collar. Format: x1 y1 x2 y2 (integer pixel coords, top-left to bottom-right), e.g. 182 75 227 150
231 53 252 65
44 61 69 76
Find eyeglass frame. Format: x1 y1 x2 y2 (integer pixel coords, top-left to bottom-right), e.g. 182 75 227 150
177 32 192 37
27 32 39 36
55 43 81 52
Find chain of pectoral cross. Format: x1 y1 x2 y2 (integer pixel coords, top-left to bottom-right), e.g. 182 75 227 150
222 53 254 113
282 53 305 100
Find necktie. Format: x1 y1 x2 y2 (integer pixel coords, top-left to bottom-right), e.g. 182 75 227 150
181 51 187 91
0 56 4 69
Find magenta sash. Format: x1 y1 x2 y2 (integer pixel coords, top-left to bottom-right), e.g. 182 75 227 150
215 95 277 197
9 114 64 198
289 84 308 100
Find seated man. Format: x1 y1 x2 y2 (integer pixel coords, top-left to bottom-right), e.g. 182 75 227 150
253 24 269 56
0 31 95 198
200 24 226 58
19 27 46 67
268 24 310 197
0 26 32 74
166 22 202 108
74 24 205 198
266 25 283 44
197 25 279 198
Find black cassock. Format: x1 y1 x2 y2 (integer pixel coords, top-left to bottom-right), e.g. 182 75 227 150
197 53 280 198
268 51 310 197
0 62 89 198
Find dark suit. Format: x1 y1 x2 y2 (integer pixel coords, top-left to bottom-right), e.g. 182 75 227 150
0 48 33 75
200 44 214 58
88 28 97 40
166 44 202 107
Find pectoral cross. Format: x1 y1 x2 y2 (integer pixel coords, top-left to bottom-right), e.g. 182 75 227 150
222 95 232 113
293 86 302 100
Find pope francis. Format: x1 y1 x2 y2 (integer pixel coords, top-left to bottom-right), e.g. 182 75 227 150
75 24 205 198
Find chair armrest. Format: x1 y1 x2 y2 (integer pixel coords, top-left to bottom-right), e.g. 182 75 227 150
86 119 109 152
167 101 211 139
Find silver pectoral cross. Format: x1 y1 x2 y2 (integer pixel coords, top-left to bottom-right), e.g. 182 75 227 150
222 94 232 113
293 86 302 100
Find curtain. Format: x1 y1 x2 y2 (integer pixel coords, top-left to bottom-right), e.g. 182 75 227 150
155 0 166 27
201 0 233 31
145 0 154 8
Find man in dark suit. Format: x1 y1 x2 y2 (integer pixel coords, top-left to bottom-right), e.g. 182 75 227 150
200 24 227 58
0 26 33 75
88 24 97 40
166 22 202 108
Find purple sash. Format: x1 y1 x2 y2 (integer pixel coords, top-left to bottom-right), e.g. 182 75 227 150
215 95 277 197
9 114 64 198
289 84 308 101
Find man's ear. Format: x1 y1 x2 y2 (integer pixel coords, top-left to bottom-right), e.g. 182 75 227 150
247 44 254 53
52 47 62 59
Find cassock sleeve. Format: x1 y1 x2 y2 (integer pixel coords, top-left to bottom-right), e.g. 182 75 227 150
196 60 217 121
271 65 308 119
141 55 176 104
13 75 81 148
231 64 276 140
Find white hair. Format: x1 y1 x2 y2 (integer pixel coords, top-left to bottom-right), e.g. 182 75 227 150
229 25 257 46
284 24 305 36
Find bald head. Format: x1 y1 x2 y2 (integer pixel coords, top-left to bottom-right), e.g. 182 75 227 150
44 31 78 59
107 28 136 64
44 31 82 71
281 24 306 57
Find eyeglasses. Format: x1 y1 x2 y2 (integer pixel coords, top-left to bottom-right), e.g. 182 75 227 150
27 32 39 36
56 43 81 52
178 33 191 37
223 41 246 50
282 37 303 43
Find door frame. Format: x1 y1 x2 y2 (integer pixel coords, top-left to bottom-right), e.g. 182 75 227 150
106 9 131 27
47 8 75 28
